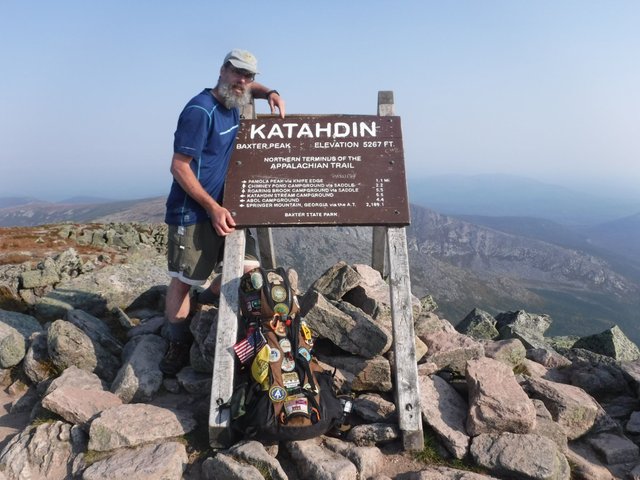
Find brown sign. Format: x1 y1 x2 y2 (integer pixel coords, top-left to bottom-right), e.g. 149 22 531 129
223 114 410 227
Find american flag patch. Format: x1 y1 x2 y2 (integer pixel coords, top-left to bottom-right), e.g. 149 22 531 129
233 329 267 364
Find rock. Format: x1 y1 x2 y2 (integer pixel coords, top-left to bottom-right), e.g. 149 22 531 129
414 312 457 338
302 291 392 358
483 338 526 368
456 308 499 340
42 382 122 426
308 261 361 300
35 255 168 321
406 466 502 479
88 404 197 451
0 309 42 368
342 264 421 326
522 376 600 440
286 438 358 480
324 436 385 480
201 453 264 480
126 314 164 338
495 310 552 349
176 366 212 395
47 319 120 382
20 267 60 289
110 334 167 403
518 358 549 378
526 348 571 368
628 411 640 434
566 443 616 480
418 374 469 459
420 330 484 374
319 354 392 392
45 365 106 394
66 309 123 357
353 393 396 423
466 357 536 435
346 423 400 446
82 442 187 480
0 421 78 480
228 440 288 480
587 432 639 464
573 325 640 361
470 432 570 480
23 331 54 383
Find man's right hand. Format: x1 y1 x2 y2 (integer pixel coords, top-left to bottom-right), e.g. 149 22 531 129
209 204 236 236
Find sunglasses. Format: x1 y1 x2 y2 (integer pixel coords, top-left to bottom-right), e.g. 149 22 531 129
226 63 256 82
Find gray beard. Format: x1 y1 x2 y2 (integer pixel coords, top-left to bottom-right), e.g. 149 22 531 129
217 80 251 110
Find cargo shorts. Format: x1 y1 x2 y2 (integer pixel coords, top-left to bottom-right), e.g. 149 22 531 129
167 221 259 286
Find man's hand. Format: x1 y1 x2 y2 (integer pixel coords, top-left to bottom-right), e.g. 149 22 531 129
209 204 236 236
268 93 286 119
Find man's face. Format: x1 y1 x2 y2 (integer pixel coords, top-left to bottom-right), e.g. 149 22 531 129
217 63 254 109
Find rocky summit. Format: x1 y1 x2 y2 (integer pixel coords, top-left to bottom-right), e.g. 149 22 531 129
2 223 640 479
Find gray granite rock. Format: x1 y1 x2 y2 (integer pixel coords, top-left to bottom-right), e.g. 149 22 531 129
286 438 358 480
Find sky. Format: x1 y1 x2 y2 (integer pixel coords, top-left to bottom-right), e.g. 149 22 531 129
1 1 639 202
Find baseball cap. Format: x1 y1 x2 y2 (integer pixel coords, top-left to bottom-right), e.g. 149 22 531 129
224 49 259 74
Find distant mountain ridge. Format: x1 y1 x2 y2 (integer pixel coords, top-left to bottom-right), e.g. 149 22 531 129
408 174 640 225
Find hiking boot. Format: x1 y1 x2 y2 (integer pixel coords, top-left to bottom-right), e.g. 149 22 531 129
160 340 192 376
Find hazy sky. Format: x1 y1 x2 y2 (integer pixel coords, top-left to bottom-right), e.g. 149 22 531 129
1 1 639 201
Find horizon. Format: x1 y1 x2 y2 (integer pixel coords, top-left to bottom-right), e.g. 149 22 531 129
1 1 639 202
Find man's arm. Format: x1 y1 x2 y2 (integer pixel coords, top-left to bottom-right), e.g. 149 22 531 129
169 152 236 236
251 82 285 119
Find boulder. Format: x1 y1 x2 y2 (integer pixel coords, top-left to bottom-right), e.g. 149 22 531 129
302 291 392 358
483 338 526 368
573 325 640 362
88 404 196 451
421 330 484 374
470 432 570 480
47 320 120 382
286 438 358 480
319 354 392 392
495 310 552 349
522 376 600 440
308 261 361 300
0 309 42 368
419 374 469 459
466 357 536 436
456 308 499 340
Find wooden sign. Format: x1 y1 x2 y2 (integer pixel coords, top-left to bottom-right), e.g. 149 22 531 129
223 114 410 227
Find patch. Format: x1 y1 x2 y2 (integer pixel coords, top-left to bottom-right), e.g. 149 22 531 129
281 357 296 372
269 386 287 402
269 348 281 363
273 303 290 316
279 338 292 353
250 271 264 289
301 322 313 341
298 347 311 362
271 285 288 303
284 397 309 417
282 371 300 390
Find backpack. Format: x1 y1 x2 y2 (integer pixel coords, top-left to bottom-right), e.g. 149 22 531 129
229 267 346 442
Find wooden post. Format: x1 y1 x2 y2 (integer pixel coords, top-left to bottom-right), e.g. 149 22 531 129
377 90 423 450
387 228 423 450
257 227 276 269
208 229 245 447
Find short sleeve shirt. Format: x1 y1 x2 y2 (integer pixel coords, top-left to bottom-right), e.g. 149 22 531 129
165 89 240 225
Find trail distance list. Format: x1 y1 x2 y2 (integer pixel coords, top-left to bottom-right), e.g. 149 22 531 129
223 115 410 227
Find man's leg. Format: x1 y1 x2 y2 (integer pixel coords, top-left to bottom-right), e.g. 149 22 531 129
160 277 193 375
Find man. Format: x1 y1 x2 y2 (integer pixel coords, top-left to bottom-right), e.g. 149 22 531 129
161 49 284 375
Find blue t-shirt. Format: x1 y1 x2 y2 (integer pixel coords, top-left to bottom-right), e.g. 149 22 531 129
165 89 240 225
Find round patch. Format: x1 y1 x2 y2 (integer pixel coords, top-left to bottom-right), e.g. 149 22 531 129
269 386 287 402
274 322 287 337
298 347 311 362
271 285 288 303
273 303 290 316
281 357 296 372
269 348 281 363
279 338 291 353
250 272 263 290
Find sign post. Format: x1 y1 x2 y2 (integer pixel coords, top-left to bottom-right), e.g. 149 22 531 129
209 92 423 450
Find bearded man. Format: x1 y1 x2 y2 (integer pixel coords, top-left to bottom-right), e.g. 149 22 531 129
161 49 284 375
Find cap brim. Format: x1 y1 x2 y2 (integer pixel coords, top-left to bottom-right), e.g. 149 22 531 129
228 59 259 74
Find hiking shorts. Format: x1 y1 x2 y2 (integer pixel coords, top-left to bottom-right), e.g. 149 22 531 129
167 221 259 286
